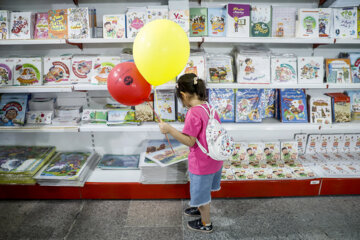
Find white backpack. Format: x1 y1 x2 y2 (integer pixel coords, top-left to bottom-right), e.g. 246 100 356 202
195 102 235 161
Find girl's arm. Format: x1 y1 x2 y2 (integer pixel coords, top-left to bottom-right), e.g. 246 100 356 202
159 122 196 147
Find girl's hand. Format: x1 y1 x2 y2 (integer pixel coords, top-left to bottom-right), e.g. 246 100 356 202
159 122 171 134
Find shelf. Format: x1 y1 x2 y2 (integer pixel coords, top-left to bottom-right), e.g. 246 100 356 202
79 122 183 132
327 83 360 89
334 39 360 44
203 37 334 44
73 84 107 91
0 39 66 45
67 37 202 44
87 169 141 182
0 124 79 133
207 83 328 89
0 85 74 93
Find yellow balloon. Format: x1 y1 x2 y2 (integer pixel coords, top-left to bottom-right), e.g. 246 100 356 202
133 19 190 86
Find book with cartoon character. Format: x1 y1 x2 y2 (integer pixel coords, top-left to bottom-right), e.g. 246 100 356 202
318 8 332 38
327 134 344 153
250 5 271 37
168 8 189 36
295 134 307 155
235 88 263 123
333 7 357 39
280 141 298 166
68 8 90 39
208 7 226 37
349 53 360 83
263 142 281 167
308 94 332 124
236 51 270 84
98 154 140 170
298 57 324 84
208 88 235 122
326 59 352 84
154 90 175 122
0 94 29 126
230 142 247 167
325 93 351 122
346 90 360 120
297 9 319 38
147 6 168 23
71 55 94 84
126 7 146 38
178 55 206 80
280 89 308 123
271 55 297 84
103 15 126 39
34 13 48 39
206 54 233 83
146 144 189 167
0 58 15 86
305 134 321 154
91 57 121 85
272 7 296 38
190 8 208 37
48 9 68 39
263 89 276 118
226 3 250 37
44 56 71 85
245 143 264 168
221 168 236 181
0 10 10 39
13 58 43 86
10 12 34 40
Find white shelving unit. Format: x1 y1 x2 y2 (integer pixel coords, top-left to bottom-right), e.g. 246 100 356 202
0 125 79 133
0 39 66 45
204 37 335 44
0 85 74 93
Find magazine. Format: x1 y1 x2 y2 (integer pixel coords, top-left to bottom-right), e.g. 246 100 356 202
146 144 189 167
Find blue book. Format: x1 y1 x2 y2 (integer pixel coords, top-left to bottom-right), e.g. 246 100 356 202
207 7 226 37
98 154 140 169
263 89 276 118
0 93 29 126
208 88 235 122
280 89 308 123
235 89 264 123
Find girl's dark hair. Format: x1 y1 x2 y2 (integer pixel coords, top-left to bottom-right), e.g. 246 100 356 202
176 73 207 101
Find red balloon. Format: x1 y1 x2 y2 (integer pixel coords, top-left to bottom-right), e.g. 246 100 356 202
107 62 151 106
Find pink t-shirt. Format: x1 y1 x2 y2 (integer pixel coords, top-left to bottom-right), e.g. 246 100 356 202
182 104 223 175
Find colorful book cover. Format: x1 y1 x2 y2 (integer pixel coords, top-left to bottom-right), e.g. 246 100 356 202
176 97 187 122
342 134 352 153
280 141 298 165
190 8 207 37
71 56 93 84
227 4 250 37
272 7 296 38
236 53 270 83
208 88 235 122
308 94 332 124
263 89 275 118
349 134 360 152
169 9 189 35
206 55 233 83
328 134 344 153
0 94 29 126
306 134 321 154
230 142 247 164
297 57 324 84
0 10 10 39
319 8 332 38
0 58 15 86
235 88 263 123
280 89 308 123
154 90 175 122
294 134 307 155
98 154 140 169
326 59 351 83
68 8 90 39
271 56 297 84
91 57 121 85
10 12 33 39
349 53 360 83
298 9 319 38
44 56 71 85
346 90 360 120
207 7 226 37
126 7 146 38
221 168 235 181
146 144 189 167
326 93 351 122
147 6 168 22
358 7 360 38
333 7 357 39
250 5 271 37
103 15 126 39
107 109 136 125
13 58 43 86
319 135 330 153
135 93 154 122
178 55 206 80
263 142 281 166
48 9 68 39
34 13 48 39
245 143 264 168
292 167 316 178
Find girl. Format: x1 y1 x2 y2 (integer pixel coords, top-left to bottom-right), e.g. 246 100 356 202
158 73 223 233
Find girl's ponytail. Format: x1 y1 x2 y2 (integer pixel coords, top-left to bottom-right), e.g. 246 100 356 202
176 73 207 101
194 78 206 101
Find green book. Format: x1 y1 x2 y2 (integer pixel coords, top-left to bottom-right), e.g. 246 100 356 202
190 8 207 37
250 5 272 37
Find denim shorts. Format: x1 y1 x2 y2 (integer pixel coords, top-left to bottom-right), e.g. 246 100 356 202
188 167 222 207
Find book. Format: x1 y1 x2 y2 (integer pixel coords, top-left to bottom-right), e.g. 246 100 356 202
308 94 332 124
333 7 357 39
250 5 271 37
297 9 319 38
318 8 332 38
272 7 296 38
146 144 189 167
168 9 189 35
68 8 90 39
319 135 331 153
0 10 10 39
207 7 226 37
0 58 15 86
98 154 140 169
91 56 121 85
328 134 344 153
107 109 136 126
271 55 297 84
147 6 168 22
154 90 175 122
0 94 29 126
71 55 94 84
263 89 276 118
176 97 187 122
13 57 43 86
346 90 360 120
294 134 307 155
280 141 298 165
226 3 250 37
306 134 321 154
349 52 360 83
297 57 324 84
245 143 264 168
235 88 263 123
358 7 360 38
34 13 48 39
280 89 308 123
326 93 351 122
26 111 53 124
263 142 281 166
44 56 71 85
126 7 146 38
221 168 235 181
48 9 68 39
10 12 33 39
190 8 207 37
135 93 154 122
325 59 351 84
103 15 126 39
236 52 270 84
206 54 233 83
230 142 247 164
208 88 235 122
178 55 206 80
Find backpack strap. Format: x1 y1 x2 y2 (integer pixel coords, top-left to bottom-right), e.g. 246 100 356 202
194 102 212 156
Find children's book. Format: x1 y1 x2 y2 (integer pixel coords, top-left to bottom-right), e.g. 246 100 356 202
333 7 357 39
326 93 351 122
0 94 29 126
297 9 319 38
280 89 308 123
250 5 271 37
0 58 15 86
34 13 48 39
349 134 360 152
126 7 146 38
318 8 332 38
235 88 263 123
98 154 140 169
147 6 168 22
176 97 187 122
308 94 332 124
103 15 126 39
178 55 206 80
271 55 297 84
280 141 298 165
190 8 207 37
206 54 233 83
68 8 90 39
342 134 352 153
297 57 324 84
135 93 154 122
319 135 331 153
26 111 53 124
305 134 321 154
91 57 121 85
0 10 10 39
346 90 360 120
10 12 33 39
263 89 276 118
272 7 296 38
207 7 226 37
71 55 93 84
326 59 352 83
221 168 235 181
245 143 264 168
291 167 316 178
230 142 247 164
263 142 281 166
13 58 43 86
236 52 270 83
349 53 360 83
208 88 235 122
226 4 250 37
168 9 189 35
358 7 360 38
146 144 189 167
44 56 71 85
328 134 344 153
154 90 175 122
295 134 307 155
107 109 136 126
48 9 68 39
